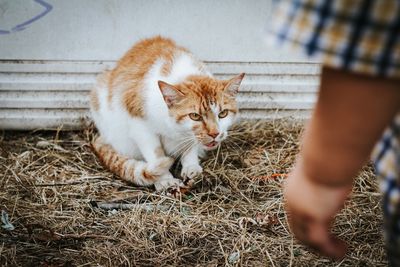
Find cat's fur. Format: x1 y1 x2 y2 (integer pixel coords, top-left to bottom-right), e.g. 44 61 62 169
90 36 244 191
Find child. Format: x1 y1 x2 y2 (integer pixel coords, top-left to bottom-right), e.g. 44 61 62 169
267 0 400 264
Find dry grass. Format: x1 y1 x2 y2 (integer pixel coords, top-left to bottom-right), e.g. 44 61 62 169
0 121 386 266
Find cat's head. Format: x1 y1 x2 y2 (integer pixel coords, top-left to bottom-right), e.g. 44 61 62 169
158 73 244 151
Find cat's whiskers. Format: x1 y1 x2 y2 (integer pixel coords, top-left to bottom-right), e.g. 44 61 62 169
175 141 198 161
182 140 198 157
170 137 196 158
172 135 193 150
179 134 200 158
174 141 195 159
221 135 243 150
224 141 241 151
194 134 209 144
227 131 243 137
170 139 193 157
225 135 242 143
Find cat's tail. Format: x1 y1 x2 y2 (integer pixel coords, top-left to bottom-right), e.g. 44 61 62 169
91 136 174 186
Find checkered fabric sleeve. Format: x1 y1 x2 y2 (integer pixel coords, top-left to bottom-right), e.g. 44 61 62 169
267 0 400 78
372 114 400 265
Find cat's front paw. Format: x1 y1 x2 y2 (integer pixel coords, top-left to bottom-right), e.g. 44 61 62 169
148 157 174 176
181 164 203 180
154 174 183 192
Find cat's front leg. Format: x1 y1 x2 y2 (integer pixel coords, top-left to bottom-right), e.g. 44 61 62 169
129 125 182 190
180 145 203 184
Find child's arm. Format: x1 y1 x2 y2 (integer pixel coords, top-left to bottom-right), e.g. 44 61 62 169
284 67 400 259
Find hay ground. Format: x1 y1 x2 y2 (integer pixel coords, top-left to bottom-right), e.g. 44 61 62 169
0 121 386 266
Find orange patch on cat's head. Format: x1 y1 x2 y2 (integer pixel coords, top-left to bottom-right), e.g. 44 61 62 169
158 73 245 148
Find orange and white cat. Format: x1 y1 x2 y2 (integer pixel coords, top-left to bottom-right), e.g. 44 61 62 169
90 36 244 191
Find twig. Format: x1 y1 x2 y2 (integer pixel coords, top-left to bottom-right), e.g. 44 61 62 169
90 201 169 212
33 176 107 187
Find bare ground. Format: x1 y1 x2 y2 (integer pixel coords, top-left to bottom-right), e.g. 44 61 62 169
0 121 386 266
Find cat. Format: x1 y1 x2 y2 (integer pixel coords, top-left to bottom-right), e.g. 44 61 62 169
90 36 244 191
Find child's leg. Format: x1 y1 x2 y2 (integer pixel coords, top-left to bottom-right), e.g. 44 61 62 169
284 67 400 259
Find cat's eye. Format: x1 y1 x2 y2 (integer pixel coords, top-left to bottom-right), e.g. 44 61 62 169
218 110 229 118
189 113 202 121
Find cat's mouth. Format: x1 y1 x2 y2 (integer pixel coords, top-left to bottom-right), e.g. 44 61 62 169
204 141 219 150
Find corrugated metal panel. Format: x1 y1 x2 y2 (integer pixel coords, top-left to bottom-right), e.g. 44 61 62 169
0 60 320 130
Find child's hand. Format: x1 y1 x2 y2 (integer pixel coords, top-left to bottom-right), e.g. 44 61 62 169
282 67 400 260
284 165 352 260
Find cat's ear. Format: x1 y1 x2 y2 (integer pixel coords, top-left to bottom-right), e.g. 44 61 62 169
224 73 245 97
158 81 185 107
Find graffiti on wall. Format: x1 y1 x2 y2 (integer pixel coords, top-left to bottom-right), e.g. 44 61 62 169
0 0 52 34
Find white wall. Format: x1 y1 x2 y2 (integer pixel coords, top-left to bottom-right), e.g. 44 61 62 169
0 0 308 62
0 0 318 130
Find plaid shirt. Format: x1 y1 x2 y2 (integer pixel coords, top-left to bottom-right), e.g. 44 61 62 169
372 114 400 264
268 0 400 78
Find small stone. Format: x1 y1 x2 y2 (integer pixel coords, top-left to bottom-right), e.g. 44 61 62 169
149 232 157 241
293 249 302 257
108 209 118 216
228 251 240 264
1 210 15 231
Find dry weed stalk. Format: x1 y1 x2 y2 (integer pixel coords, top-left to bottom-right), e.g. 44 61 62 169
0 121 385 266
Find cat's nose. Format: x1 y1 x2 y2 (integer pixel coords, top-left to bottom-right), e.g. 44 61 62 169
208 132 219 139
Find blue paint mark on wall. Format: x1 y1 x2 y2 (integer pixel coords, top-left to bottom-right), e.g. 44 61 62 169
0 0 53 35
